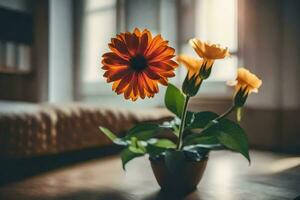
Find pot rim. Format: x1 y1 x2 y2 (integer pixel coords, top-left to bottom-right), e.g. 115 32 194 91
149 155 209 164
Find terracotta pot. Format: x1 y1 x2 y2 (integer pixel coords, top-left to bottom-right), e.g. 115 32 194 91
150 157 208 194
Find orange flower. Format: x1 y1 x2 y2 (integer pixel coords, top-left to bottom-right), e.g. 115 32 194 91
177 55 204 97
229 68 262 94
102 28 178 101
177 54 203 85
189 38 230 70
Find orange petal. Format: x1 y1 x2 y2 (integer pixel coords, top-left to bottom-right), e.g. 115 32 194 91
142 73 159 93
138 32 149 54
142 29 152 42
144 68 161 80
158 77 168 85
151 54 175 63
146 46 168 60
162 60 178 67
108 43 130 60
104 68 130 82
133 28 141 37
158 71 175 77
112 80 121 90
124 83 133 99
137 75 146 99
102 57 129 67
116 33 126 43
153 47 175 60
115 72 133 94
102 52 129 62
141 72 155 93
131 73 139 97
101 64 128 71
149 62 175 71
111 38 130 57
125 33 139 56
145 34 164 55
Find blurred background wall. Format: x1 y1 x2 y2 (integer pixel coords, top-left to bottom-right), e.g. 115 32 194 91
0 0 299 152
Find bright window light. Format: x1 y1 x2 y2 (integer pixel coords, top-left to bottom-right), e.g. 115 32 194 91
81 0 117 83
196 0 238 81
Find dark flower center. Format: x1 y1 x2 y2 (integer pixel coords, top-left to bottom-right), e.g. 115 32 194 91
130 55 148 71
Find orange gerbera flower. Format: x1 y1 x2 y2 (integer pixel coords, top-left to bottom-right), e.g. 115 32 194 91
102 28 178 101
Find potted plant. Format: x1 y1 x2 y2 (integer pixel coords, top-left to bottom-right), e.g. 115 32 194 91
99 28 262 194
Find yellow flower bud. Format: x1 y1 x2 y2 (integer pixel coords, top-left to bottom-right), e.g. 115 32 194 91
228 68 262 107
177 55 203 96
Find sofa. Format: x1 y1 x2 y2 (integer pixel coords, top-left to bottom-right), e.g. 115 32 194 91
0 101 172 158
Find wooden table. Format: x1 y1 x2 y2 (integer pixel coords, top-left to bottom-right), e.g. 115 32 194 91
0 150 299 200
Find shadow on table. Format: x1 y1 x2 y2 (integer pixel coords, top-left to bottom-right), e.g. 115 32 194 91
33 190 204 200
142 190 204 200
0 146 122 186
31 189 135 200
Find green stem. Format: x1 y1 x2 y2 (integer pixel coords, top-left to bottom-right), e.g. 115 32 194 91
215 105 236 121
201 105 237 132
176 96 190 150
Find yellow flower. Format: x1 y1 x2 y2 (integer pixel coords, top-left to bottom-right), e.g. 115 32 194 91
177 55 204 96
177 54 203 85
230 68 262 94
189 38 230 70
228 68 262 107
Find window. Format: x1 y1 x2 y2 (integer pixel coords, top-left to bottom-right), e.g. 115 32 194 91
79 0 117 96
181 0 238 83
76 0 237 103
77 0 178 106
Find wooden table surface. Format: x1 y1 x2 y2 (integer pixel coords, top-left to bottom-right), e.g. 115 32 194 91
0 150 299 200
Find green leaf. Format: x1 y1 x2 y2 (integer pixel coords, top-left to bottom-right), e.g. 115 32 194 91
125 123 161 140
99 126 117 141
128 137 147 154
185 111 194 126
147 145 166 158
99 126 128 146
147 139 176 158
215 119 250 163
148 138 176 149
160 117 180 137
183 119 250 163
184 133 219 146
183 145 210 161
164 83 185 118
184 144 222 151
188 111 219 129
121 148 144 170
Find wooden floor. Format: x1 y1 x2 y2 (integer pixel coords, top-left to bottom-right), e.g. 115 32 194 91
0 150 299 200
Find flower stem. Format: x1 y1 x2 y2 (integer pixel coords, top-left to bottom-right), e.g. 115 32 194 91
201 105 237 132
176 96 190 150
215 105 236 121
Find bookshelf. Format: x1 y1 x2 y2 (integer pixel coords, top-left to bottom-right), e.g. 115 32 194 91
0 67 31 75
0 6 33 75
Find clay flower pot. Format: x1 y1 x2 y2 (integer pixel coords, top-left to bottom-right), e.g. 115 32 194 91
150 156 208 194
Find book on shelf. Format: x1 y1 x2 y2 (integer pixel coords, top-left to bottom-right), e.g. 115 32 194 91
0 41 31 73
